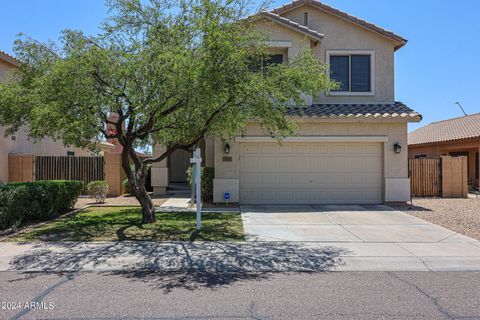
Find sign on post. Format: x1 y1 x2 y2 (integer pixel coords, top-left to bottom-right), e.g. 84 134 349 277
223 192 230 205
190 147 202 230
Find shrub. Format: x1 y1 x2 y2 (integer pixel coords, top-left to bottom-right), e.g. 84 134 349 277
0 180 83 230
86 180 109 203
122 178 132 195
187 167 215 201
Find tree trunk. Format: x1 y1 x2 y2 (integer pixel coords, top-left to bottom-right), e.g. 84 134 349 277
120 146 156 224
135 184 156 224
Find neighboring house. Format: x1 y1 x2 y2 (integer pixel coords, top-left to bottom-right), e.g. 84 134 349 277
0 50 115 184
152 0 422 204
409 113 480 187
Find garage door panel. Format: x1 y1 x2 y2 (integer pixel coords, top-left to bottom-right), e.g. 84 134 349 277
327 144 347 153
278 144 294 153
327 157 346 171
239 142 383 204
241 144 259 154
260 144 276 154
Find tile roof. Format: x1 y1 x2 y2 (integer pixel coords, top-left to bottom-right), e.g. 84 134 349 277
0 49 21 67
409 113 480 145
259 11 324 42
271 0 407 50
286 101 421 120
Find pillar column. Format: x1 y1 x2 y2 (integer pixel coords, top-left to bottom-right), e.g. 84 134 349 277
151 144 169 195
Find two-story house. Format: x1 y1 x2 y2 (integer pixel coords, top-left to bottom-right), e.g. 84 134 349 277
152 0 421 204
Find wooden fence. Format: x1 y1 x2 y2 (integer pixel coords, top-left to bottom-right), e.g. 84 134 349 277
409 156 468 198
409 158 441 197
35 156 105 193
441 156 468 198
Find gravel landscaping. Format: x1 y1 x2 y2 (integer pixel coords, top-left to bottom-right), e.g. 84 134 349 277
390 198 480 240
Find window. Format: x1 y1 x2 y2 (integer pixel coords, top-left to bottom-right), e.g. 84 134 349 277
249 54 284 73
476 152 479 180
304 12 309 26
327 50 374 95
263 54 284 68
414 154 427 159
67 151 75 157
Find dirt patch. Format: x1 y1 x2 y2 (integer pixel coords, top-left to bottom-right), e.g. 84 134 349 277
390 198 480 240
75 195 168 208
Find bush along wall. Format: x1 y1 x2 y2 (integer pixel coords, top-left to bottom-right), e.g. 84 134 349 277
187 167 215 201
0 180 83 230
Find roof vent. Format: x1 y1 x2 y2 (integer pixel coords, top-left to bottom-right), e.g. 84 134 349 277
304 12 309 26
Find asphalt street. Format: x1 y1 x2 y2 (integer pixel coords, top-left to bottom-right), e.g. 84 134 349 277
0 271 479 320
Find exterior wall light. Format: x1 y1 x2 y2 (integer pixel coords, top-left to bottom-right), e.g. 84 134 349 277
224 143 231 154
394 143 402 154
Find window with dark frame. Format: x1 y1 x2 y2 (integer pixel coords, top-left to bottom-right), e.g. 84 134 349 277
476 152 479 180
414 154 427 159
249 54 284 74
67 151 75 157
330 54 371 92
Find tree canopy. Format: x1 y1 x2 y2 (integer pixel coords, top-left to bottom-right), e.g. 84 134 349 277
0 0 336 223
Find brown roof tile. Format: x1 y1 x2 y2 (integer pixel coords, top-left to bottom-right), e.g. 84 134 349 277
409 113 480 145
0 50 21 67
271 0 407 50
286 101 421 121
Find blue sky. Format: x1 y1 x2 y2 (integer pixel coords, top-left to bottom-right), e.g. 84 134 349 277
1 0 479 132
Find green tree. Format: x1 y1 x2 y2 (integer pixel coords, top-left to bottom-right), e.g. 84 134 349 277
0 0 336 224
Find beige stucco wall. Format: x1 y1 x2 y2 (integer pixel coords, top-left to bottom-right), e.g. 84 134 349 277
214 119 409 203
10 126 94 156
0 60 16 183
259 5 396 104
0 59 14 82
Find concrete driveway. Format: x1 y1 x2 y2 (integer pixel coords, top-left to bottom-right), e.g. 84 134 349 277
240 204 473 242
241 204 480 271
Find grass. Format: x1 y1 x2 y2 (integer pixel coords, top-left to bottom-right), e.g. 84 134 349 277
6 207 244 242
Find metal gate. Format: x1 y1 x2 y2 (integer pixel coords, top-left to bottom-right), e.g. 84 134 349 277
34 156 104 193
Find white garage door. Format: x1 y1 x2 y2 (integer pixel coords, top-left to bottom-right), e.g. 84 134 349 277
239 142 383 204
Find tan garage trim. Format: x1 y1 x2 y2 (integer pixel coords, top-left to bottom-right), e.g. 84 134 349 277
235 136 389 143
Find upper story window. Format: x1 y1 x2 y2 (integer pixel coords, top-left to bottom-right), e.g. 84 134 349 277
326 50 375 96
263 54 284 68
250 54 284 73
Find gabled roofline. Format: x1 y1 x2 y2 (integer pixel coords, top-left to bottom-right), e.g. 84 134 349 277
0 50 21 67
258 11 324 43
271 0 408 50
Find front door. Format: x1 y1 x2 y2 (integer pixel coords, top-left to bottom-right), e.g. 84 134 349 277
169 149 191 183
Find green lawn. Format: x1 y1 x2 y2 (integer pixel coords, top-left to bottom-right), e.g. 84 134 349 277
7 207 244 242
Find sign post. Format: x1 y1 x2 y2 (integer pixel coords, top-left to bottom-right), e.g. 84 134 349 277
190 147 202 230
223 192 230 206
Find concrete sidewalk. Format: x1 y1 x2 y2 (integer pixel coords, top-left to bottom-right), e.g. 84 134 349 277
1 241 480 272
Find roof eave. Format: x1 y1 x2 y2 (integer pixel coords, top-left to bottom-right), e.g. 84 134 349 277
0 51 21 68
271 0 407 50
409 136 480 146
258 12 324 43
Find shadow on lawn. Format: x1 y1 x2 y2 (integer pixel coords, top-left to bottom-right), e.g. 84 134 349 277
9 241 348 292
